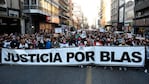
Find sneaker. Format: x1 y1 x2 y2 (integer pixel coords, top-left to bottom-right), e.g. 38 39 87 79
104 66 107 70
119 67 122 71
110 67 113 70
144 69 148 73
124 67 127 71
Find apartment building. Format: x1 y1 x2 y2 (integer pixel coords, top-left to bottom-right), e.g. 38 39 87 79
23 0 60 33
134 0 149 36
124 0 134 33
111 0 119 31
0 0 24 34
59 0 70 26
100 0 111 30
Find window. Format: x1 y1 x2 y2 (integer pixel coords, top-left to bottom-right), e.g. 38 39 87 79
119 0 125 6
32 0 37 5
24 0 29 5
0 0 5 5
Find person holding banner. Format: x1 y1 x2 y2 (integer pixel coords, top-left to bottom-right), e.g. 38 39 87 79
118 40 128 71
0 39 3 63
10 37 19 49
18 38 29 49
45 38 52 49
60 38 69 48
94 37 103 46
38 40 45 49
144 42 149 73
52 38 60 48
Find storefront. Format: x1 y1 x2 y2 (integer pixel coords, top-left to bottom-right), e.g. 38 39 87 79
0 16 21 34
0 8 21 34
0 0 22 34
30 14 60 33
134 17 149 37
124 22 133 33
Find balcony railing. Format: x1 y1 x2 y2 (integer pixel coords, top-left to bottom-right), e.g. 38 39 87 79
61 0 68 5
59 5 69 12
135 1 149 11
23 5 52 15
59 12 69 20
135 12 149 19
59 0 69 12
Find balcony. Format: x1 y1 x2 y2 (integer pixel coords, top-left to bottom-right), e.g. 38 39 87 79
0 7 7 16
135 1 149 12
63 12 70 18
135 12 149 19
61 0 69 5
60 5 69 12
59 0 69 12
59 11 70 20
23 5 52 16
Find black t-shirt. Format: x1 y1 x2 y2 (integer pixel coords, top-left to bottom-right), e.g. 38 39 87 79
10 40 19 48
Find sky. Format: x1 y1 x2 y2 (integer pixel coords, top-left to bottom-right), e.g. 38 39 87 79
73 0 101 26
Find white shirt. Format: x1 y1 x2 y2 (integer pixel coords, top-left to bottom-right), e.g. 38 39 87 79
19 43 28 49
3 40 11 48
60 43 69 48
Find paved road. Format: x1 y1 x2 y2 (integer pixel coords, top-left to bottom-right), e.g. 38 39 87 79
0 65 149 84
92 67 149 84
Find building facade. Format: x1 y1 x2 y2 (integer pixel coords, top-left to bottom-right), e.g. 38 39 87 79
118 0 125 31
23 0 60 33
111 0 134 31
68 0 73 27
72 2 82 29
100 0 111 30
0 0 24 34
134 0 149 36
59 0 69 26
111 0 119 30
124 0 134 33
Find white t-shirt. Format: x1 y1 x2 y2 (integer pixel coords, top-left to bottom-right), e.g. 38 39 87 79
19 43 29 49
3 41 11 48
60 43 69 48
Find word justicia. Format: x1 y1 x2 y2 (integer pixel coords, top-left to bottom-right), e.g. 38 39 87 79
4 51 142 63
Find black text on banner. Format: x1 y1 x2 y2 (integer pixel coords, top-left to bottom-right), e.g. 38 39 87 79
1 46 145 67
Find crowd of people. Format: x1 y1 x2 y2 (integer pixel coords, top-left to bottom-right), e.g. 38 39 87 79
0 30 149 49
0 30 149 72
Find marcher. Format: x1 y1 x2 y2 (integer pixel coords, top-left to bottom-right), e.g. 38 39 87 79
0 29 148 71
45 38 52 49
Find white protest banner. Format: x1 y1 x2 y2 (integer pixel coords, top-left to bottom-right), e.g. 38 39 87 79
94 46 145 67
147 46 149 59
2 47 94 65
1 46 145 67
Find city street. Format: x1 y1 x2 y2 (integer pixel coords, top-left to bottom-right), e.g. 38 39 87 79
1 0 149 84
0 65 149 84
